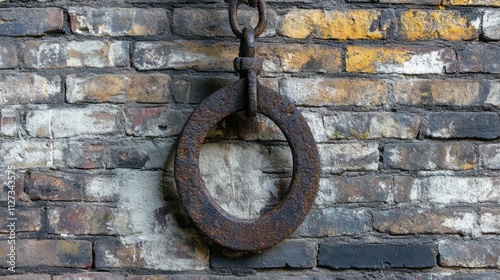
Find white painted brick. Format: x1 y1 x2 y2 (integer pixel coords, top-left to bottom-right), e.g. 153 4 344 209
483 10 500 40
26 107 121 138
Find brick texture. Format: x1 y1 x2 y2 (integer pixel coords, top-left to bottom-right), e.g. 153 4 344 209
1 0 499 278
318 244 436 269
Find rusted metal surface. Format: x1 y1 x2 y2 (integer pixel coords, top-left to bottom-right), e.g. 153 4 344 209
174 79 320 251
174 0 320 252
229 0 267 39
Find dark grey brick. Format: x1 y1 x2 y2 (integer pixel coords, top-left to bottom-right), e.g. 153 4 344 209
211 240 315 269
384 143 477 170
0 8 64 36
459 44 500 73
318 243 437 269
296 208 370 237
425 113 500 139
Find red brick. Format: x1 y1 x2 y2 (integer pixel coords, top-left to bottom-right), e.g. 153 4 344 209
29 171 114 202
125 107 190 137
48 205 127 235
0 208 42 233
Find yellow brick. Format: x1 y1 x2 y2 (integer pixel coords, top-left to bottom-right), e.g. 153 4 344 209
279 9 384 40
258 44 342 73
346 45 455 74
448 0 500 6
399 10 480 40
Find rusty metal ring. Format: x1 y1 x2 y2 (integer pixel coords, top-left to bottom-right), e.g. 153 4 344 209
174 79 320 251
229 0 267 39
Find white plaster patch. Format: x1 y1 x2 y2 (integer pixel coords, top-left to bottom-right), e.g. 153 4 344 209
110 170 209 271
441 212 477 236
483 10 500 40
486 81 500 107
314 178 338 207
377 50 451 74
480 212 500 233
423 176 500 204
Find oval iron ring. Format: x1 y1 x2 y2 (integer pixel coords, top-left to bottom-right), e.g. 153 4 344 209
174 79 320 252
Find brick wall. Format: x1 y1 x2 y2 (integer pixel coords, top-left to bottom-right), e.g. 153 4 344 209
0 0 499 279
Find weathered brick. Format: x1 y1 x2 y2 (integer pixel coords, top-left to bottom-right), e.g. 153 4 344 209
415 176 500 204
459 44 500 73
394 79 482 106
26 107 122 138
393 176 417 203
0 74 62 104
107 139 174 169
48 205 127 235
54 273 125 280
483 10 500 40
319 143 379 173
394 10 480 40
373 208 476 235
0 8 64 36
0 208 42 232
258 44 343 73
134 41 342 73
447 0 500 6
480 144 500 169
296 208 370 237
1 140 65 168
95 235 208 270
0 41 17 68
0 170 28 202
279 9 385 40
67 139 174 169
439 240 500 268
480 208 500 233
486 80 500 107
0 239 92 268
384 143 477 171
280 78 389 107
346 45 456 74
0 275 51 280
29 171 115 202
316 176 392 206
227 112 285 141
318 243 436 269
173 8 276 37
323 113 419 140
172 76 235 104
23 40 129 69
433 272 500 280
67 74 171 103
0 109 17 137
69 7 168 36
211 240 315 268
125 107 190 137
134 41 236 71
425 113 500 139
380 0 440 3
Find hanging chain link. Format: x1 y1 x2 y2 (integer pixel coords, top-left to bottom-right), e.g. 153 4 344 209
229 0 267 118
